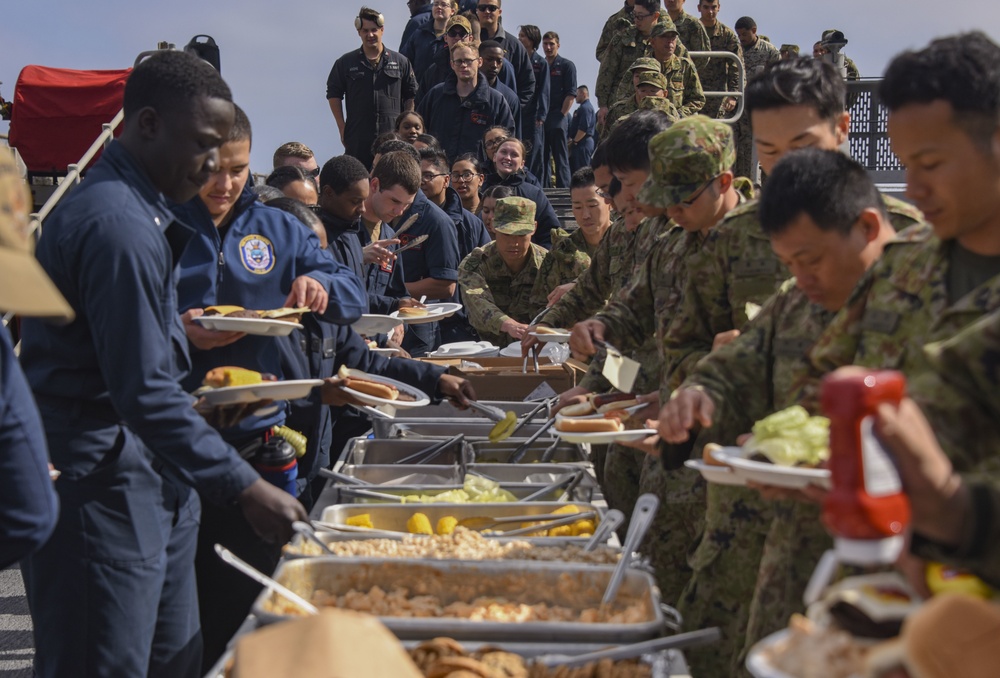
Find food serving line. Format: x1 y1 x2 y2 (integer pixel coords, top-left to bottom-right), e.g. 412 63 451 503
206 396 723 677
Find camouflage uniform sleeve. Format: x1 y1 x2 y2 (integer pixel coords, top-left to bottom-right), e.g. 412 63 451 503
579 357 614 393
595 238 659 353
681 16 711 73
596 12 627 61
681 283 786 427
542 230 614 329
458 247 512 338
596 37 624 108
726 32 743 94
679 58 705 116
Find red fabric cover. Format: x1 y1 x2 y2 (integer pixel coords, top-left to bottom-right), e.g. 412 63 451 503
8 65 131 173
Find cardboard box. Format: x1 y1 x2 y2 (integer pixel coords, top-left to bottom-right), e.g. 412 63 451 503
419 357 577 401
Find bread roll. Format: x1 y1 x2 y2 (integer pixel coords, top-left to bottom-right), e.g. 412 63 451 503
556 416 623 434
398 306 430 318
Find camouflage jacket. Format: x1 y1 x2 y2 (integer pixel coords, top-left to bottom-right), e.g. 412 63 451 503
663 195 924 391
684 278 834 431
596 26 653 108
603 95 680 140
801 223 1000 476
539 215 635 330
596 4 633 62
742 37 781 79
580 215 676 393
458 242 548 346
699 21 742 118
529 227 596 312
661 54 706 117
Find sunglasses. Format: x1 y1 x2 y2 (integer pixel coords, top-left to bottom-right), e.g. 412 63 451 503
477 4 499 12
306 167 321 178
447 28 469 38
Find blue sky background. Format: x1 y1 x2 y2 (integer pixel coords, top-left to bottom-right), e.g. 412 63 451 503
3 1 999 172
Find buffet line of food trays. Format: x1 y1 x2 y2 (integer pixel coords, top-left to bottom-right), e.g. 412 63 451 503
206 400 699 677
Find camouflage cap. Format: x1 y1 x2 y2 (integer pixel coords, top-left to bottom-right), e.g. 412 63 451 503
628 57 662 73
779 44 800 55
445 15 472 34
637 115 735 209
649 18 679 38
636 71 668 90
493 196 537 235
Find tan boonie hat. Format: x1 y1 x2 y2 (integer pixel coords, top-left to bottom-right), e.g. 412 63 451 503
628 57 662 73
649 18 679 38
492 196 536 235
0 149 73 320
637 114 735 209
444 15 472 35
636 71 668 90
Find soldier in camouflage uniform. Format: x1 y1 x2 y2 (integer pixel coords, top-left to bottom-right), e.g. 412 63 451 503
664 0 711 75
779 44 799 60
605 72 680 141
610 57 664 113
695 0 743 119
657 149 914 677
458 197 548 346
596 0 635 62
650 20 705 117
595 0 663 124
569 117 745 601
733 17 779 179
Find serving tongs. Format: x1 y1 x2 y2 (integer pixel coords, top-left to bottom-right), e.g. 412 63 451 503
508 417 558 463
517 469 585 503
391 213 420 238
522 344 540 374
535 627 722 668
292 521 335 555
507 396 557 438
311 520 404 538
318 467 370 486
215 544 318 615
465 400 508 422
337 486 407 502
392 433 464 465
348 402 395 419
602 493 659 607
457 510 596 533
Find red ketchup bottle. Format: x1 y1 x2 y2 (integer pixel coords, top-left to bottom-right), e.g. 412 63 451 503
820 368 912 565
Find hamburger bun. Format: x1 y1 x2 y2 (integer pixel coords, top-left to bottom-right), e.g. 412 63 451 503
702 443 728 467
204 305 245 316
398 306 430 318
556 415 623 434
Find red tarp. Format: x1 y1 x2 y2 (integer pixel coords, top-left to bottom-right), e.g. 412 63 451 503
8 65 131 173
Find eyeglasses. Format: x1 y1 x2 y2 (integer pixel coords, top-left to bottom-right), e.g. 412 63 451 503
452 58 477 67
421 172 449 182
477 4 499 12
485 136 509 149
450 171 482 182
633 10 654 19
447 28 469 38
678 175 719 207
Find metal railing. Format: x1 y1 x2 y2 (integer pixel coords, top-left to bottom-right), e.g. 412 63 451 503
688 50 746 123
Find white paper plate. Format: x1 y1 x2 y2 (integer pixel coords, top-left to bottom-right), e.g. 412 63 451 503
351 314 401 336
389 302 463 324
554 428 658 444
427 341 499 358
339 368 431 408
529 329 572 343
684 459 746 487
745 629 797 678
197 379 324 406
555 403 646 421
195 316 302 336
713 446 832 490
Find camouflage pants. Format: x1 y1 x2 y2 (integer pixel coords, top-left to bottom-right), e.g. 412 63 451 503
638 456 706 606
590 443 609 488
676 484 775 678
732 114 755 183
602 443 645 533
736 502 832 671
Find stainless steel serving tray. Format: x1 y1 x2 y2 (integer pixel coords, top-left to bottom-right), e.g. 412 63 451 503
374 420 557 441
470 441 589 464
320 501 602 537
332 482 594 504
252 558 666 644
340 437 472 467
282 530 622 560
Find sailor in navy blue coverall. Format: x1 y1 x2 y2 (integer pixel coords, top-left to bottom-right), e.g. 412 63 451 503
19 53 312 678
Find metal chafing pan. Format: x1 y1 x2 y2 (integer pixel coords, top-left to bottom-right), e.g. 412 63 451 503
319 501 603 540
334 463 598 491
282 529 622 560
340 437 471 467
470 441 589 464
252 558 666 643
374 420 557 441
330 481 594 504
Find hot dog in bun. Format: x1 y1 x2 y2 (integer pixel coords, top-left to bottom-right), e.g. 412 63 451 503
556 414 624 434
337 365 399 401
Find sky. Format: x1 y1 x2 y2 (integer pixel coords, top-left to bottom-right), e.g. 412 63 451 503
3 1 1000 173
